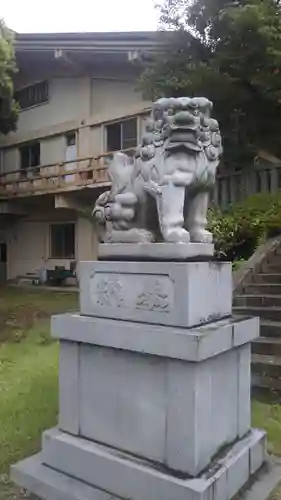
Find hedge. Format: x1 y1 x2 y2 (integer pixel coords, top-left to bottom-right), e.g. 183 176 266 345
208 192 281 262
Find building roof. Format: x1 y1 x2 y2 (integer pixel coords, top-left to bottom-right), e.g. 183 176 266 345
15 31 165 54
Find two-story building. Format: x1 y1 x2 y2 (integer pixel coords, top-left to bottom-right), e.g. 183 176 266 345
0 31 163 283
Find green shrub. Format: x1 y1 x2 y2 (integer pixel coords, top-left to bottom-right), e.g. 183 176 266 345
208 192 281 262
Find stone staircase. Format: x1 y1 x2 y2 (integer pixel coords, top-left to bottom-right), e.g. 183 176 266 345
233 240 281 391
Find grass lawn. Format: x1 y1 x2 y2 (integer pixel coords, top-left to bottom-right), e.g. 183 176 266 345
0 286 77 499
1 286 281 499
252 399 281 456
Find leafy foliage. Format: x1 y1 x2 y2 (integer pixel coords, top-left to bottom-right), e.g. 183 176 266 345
208 192 281 261
0 20 18 135
140 0 281 162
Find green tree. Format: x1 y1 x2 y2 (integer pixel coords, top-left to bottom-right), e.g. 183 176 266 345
0 19 18 135
140 0 281 163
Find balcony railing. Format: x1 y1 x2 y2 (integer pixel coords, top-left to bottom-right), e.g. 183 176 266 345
0 152 117 199
0 105 150 200
1 144 281 208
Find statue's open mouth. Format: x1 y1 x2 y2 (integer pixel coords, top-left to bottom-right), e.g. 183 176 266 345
165 126 202 153
165 141 203 153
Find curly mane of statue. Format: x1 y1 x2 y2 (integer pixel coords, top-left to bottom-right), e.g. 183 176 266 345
93 97 222 244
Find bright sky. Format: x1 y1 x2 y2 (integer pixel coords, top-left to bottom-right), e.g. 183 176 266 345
1 0 159 33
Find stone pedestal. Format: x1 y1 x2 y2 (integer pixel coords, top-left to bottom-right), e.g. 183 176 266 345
11 259 266 500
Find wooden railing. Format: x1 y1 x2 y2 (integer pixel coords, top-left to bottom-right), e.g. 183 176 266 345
214 163 281 209
0 106 150 200
1 148 281 207
0 152 116 199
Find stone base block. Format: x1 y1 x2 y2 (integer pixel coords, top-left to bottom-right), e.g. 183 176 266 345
11 428 266 500
79 260 232 328
98 242 214 261
11 454 120 500
52 314 259 477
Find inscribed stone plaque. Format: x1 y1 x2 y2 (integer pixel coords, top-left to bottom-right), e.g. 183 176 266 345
89 272 174 313
80 261 232 328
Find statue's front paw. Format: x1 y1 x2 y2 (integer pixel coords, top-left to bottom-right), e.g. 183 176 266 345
163 227 190 243
190 229 213 244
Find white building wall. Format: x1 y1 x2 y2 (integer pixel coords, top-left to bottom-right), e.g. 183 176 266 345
6 211 98 280
0 74 148 173
16 77 89 133
41 135 66 166
2 149 18 173
91 78 143 115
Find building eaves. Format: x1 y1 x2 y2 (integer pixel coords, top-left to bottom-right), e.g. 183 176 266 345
15 31 167 53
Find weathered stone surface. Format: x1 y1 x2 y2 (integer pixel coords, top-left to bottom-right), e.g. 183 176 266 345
52 310 259 476
11 427 265 500
58 341 79 436
11 453 120 500
79 260 232 328
54 328 255 476
249 430 267 476
52 314 259 362
92 97 222 251
98 242 214 260
237 344 251 438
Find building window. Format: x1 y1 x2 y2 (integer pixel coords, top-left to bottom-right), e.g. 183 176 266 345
65 132 77 165
65 132 76 147
15 81 49 110
50 223 75 259
106 118 137 152
19 142 41 172
0 243 7 263
0 151 3 174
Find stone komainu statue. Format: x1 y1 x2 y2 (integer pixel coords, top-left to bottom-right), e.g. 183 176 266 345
93 97 222 244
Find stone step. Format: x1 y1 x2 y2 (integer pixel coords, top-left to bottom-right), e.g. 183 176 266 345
252 337 281 356
260 254 281 270
270 253 281 263
244 283 281 295
260 320 281 337
264 263 281 273
233 305 281 322
234 294 281 308
273 247 281 256
252 353 281 381
252 273 281 284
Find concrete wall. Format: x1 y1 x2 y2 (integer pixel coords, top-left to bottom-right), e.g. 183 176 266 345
91 78 143 115
17 77 89 133
41 135 66 166
0 73 147 173
6 211 98 280
2 149 19 174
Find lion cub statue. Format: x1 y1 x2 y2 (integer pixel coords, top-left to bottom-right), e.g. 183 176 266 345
93 97 222 244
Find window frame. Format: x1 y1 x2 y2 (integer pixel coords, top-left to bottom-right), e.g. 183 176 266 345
19 141 41 172
65 131 77 148
104 117 139 153
49 222 76 260
0 242 7 264
15 80 49 111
